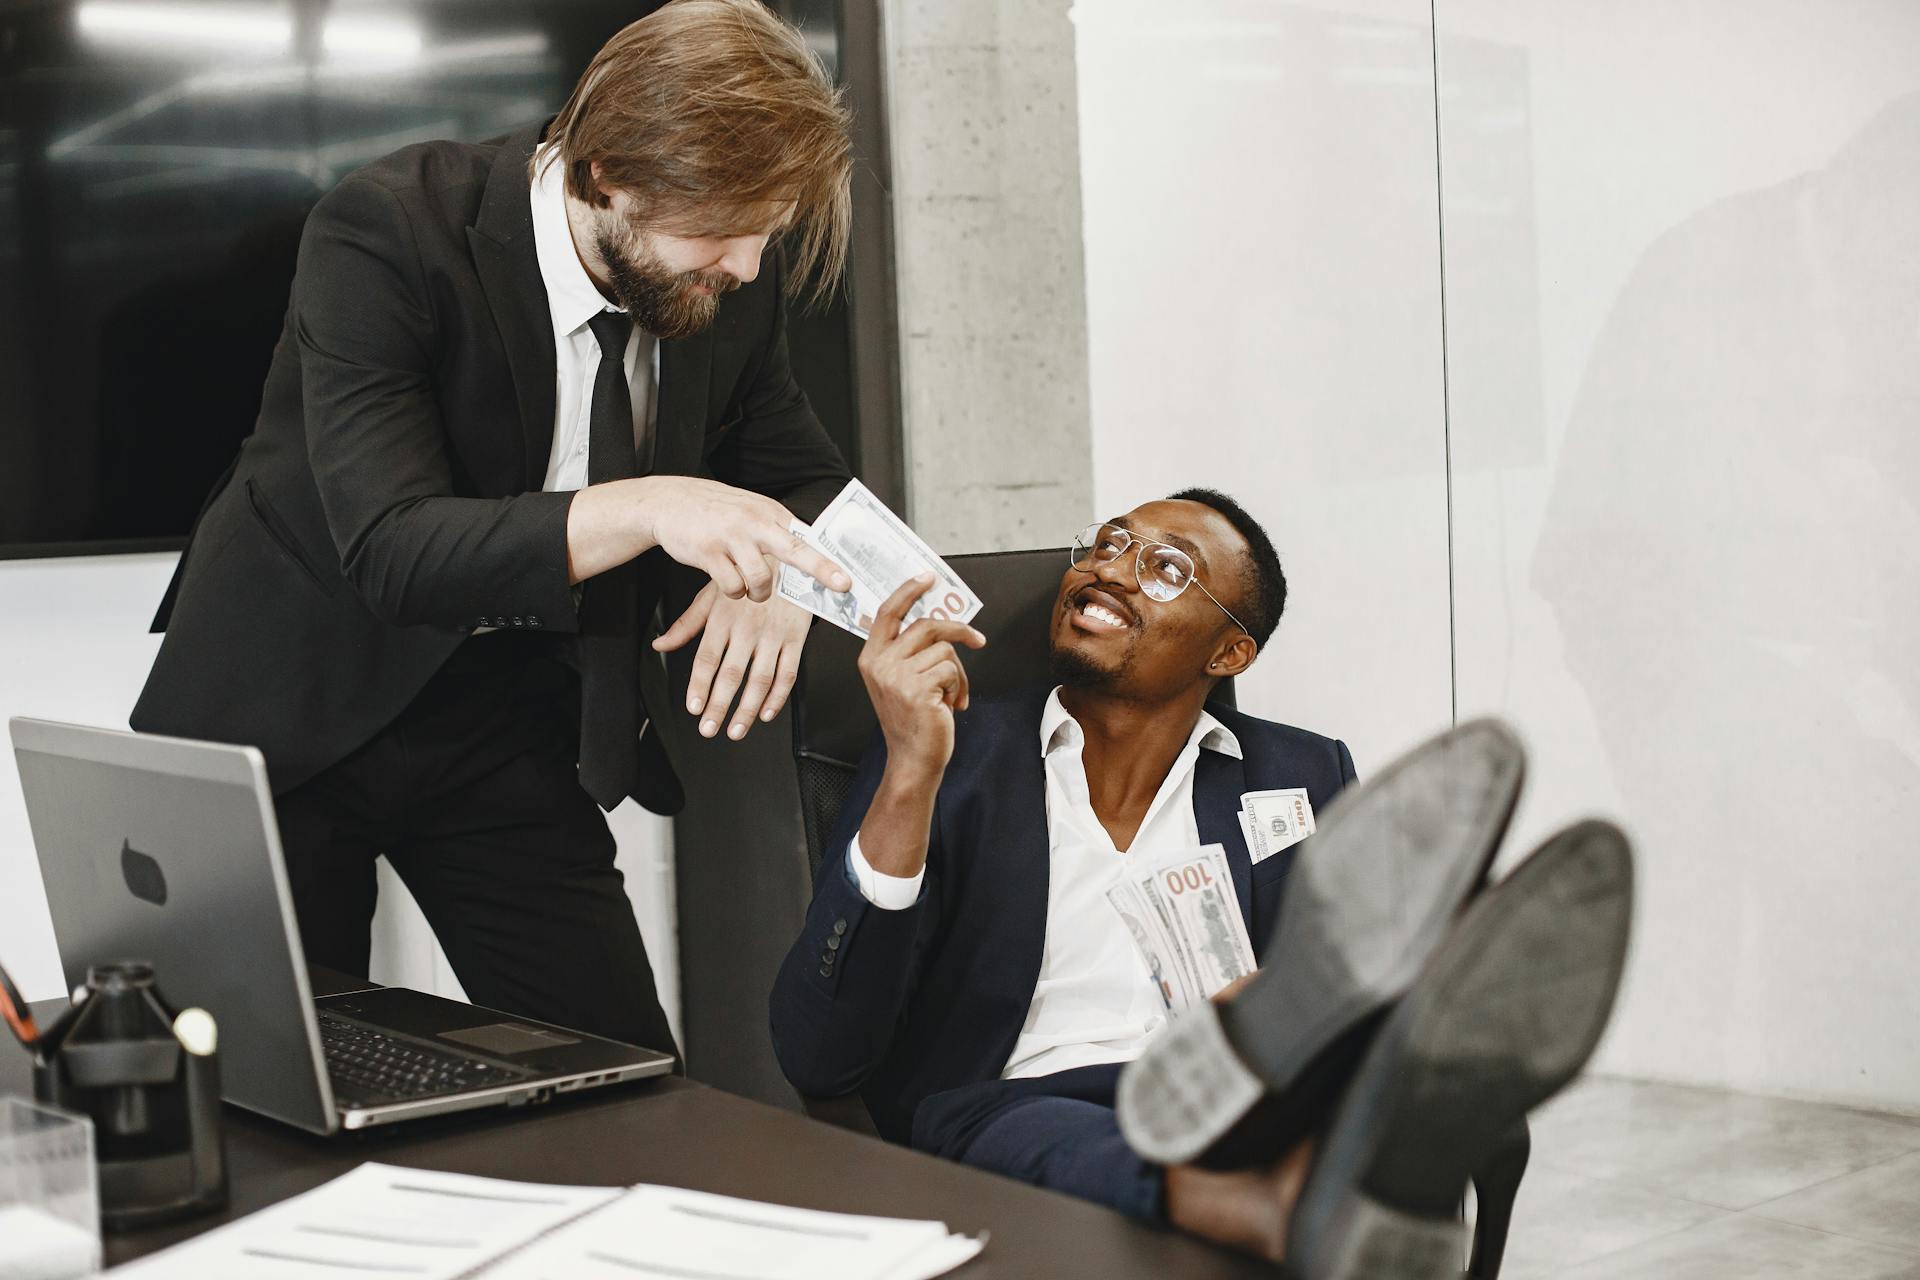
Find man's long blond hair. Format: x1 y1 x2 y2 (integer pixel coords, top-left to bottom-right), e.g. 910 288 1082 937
540 0 853 304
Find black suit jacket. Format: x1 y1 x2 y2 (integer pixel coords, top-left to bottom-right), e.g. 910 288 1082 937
132 122 850 808
768 688 1357 1144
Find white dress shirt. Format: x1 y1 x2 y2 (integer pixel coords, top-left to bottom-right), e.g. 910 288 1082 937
529 145 658 492
847 686 1243 1080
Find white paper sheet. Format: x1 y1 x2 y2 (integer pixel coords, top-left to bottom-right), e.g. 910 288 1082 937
109 1163 622 1280
107 1165 983 1280
486 1183 983 1280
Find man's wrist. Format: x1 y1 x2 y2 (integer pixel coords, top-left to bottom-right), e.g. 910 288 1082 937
875 758 943 808
856 760 941 881
565 479 662 584
621 476 659 550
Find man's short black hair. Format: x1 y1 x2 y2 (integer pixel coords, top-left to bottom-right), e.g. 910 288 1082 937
1166 487 1287 649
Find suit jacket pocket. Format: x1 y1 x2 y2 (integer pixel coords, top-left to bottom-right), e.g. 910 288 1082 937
245 479 338 597
1251 844 1302 890
700 413 743 463
1247 846 1299 947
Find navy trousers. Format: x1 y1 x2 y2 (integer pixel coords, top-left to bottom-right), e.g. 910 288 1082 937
910 1063 1164 1222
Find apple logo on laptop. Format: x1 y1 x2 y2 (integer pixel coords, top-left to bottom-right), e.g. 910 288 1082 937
121 839 168 906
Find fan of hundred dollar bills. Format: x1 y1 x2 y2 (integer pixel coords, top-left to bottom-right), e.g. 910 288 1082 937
777 479 984 638
1108 845 1258 1016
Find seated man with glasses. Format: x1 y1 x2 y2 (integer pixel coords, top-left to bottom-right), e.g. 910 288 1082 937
771 487 1634 1270
769 489 1360 1254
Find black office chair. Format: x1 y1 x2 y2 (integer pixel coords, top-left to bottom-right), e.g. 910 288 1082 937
788 546 1523 1277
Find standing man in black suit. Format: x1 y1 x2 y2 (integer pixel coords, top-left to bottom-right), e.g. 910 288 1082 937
132 0 858 1060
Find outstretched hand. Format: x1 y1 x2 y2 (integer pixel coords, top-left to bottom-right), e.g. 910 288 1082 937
655 578 812 739
566 476 852 599
641 476 851 601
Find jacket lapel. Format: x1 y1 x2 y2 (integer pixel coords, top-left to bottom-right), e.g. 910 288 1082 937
969 692 1053 1036
469 122 559 491
1194 747 1256 936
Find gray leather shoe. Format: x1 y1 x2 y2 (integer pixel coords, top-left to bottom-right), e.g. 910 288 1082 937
1285 819 1634 1279
1117 718 1526 1168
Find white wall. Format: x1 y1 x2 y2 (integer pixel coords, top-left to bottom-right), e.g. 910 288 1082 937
0 555 173 1001
1076 0 1920 1113
1074 0 1454 765
0 555 680 1046
1437 0 1920 1111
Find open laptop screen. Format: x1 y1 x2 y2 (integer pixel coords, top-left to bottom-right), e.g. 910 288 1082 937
12 718 335 1132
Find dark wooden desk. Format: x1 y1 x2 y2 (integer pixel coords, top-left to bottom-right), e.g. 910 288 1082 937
6 1000 1274 1277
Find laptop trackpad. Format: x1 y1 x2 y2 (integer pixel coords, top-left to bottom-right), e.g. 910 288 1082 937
440 1022 581 1056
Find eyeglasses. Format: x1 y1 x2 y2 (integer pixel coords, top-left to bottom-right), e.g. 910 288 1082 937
1069 522 1253 641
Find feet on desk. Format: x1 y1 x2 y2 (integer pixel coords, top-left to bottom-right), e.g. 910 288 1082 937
1164 1137 1317 1264
1117 719 1527 1169
1284 820 1635 1278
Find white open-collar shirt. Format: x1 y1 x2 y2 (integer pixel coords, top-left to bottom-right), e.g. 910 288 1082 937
849 687 1242 1080
529 144 659 491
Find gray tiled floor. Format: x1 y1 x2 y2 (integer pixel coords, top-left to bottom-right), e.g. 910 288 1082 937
1500 1076 1920 1278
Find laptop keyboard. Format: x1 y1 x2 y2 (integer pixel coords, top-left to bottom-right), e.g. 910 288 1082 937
319 1014 522 1108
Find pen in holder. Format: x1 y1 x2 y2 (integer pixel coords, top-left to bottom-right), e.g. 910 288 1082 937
31 961 227 1231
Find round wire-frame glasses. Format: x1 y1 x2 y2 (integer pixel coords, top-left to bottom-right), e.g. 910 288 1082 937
1068 522 1253 641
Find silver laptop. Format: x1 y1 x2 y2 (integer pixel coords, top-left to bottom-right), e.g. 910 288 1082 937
11 717 675 1134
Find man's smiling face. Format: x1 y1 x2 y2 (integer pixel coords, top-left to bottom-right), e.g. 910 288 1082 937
1049 499 1256 702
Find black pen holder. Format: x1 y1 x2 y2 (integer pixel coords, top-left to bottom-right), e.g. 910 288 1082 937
32 961 228 1231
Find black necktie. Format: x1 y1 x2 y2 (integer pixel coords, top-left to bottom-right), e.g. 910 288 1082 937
577 311 642 809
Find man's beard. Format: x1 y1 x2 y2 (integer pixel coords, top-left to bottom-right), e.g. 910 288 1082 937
1050 638 1132 690
594 222 739 340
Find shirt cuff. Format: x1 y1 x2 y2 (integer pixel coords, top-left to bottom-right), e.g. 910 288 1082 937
844 833 925 910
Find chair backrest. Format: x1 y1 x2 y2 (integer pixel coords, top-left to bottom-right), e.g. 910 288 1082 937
790 546 1235 876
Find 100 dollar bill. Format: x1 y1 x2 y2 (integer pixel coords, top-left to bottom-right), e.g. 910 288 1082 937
1238 787 1316 864
776 480 983 638
1141 847 1257 1000
1107 844 1257 1017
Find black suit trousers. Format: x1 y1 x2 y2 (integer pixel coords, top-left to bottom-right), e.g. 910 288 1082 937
274 631 678 1061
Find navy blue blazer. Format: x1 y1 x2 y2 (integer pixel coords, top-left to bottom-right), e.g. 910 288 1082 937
769 686 1357 1145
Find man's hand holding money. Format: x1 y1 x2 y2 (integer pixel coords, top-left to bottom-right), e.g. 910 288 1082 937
776 479 983 639
851 576 986 879
568 474 854 742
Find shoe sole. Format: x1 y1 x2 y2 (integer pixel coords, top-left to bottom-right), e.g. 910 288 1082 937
1289 819 1635 1279
1117 718 1527 1167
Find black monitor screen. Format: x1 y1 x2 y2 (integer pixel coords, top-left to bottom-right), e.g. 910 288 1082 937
0 0 679 554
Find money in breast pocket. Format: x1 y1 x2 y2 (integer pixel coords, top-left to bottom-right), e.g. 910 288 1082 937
1239 788 1317 864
